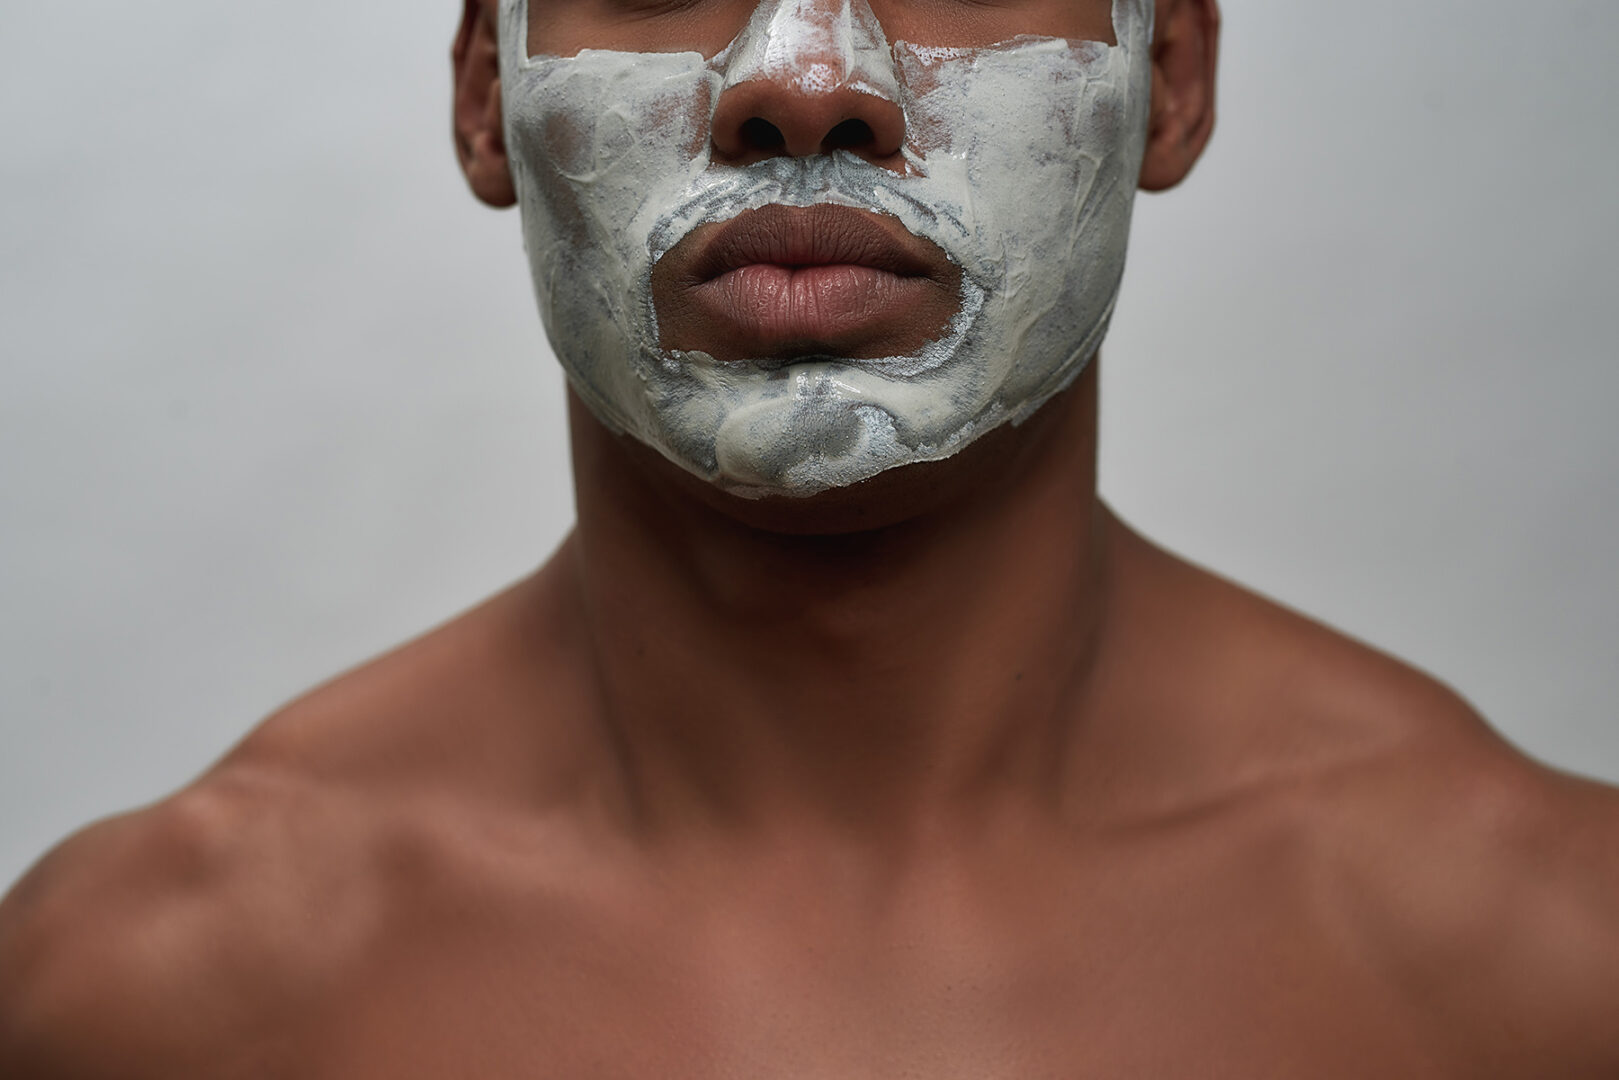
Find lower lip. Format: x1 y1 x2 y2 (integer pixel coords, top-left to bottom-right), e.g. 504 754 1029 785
691 264 934 353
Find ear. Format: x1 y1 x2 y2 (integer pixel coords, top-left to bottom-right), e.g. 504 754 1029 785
453 0 517 208
1138 0 1220 193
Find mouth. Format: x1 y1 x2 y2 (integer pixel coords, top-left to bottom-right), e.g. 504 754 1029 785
652 204 962 364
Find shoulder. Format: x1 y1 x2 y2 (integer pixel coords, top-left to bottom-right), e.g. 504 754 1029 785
0 565 607 1078
1235 613 1619 1070
226 558 602 802
1115 520 1619 1065
1109 517 1500 775
1316 730 1619 1071
1263 635 1619 1063
0 760 376 1077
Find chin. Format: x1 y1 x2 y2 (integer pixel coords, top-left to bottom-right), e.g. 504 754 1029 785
584 369 1092 538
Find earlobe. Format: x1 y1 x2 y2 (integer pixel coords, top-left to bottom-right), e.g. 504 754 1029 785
1138 0 1220 193
453 0 517 208
463 79 517 209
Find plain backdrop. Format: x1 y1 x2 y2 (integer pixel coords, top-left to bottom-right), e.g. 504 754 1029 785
2 0 1616 890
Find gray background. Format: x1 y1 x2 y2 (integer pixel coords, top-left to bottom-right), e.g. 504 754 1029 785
2 0 1616 890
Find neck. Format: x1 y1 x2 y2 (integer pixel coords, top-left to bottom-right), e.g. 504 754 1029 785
563 364 1114 841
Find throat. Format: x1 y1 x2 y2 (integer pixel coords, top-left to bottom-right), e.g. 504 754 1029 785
565 365 1111 837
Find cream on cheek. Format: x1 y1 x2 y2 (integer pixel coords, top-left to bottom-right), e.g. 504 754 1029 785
500 0 1152 498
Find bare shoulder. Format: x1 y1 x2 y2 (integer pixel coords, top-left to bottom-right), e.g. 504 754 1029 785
224 554 601 801
1318 722 1619 1070
1109 516 1500 771
1115 523 1619 1067
0 762 367 1079
0 556 605 1078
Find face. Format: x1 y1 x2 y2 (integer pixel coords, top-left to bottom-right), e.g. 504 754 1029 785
498 0 1154 498
525 0 1121 57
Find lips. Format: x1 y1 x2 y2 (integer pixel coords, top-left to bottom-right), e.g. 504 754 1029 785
652 204 962 364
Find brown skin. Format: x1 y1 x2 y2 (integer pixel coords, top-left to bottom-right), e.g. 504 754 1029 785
651 205 966 364
4 0 1619 1076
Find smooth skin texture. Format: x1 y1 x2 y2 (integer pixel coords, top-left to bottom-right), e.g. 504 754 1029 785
4 0 1619 1076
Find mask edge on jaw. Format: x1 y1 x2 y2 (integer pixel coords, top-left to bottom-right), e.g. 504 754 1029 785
498 0 1155 498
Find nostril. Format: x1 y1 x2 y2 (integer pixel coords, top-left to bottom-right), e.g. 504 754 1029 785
739 117 786 152
712 88 905 165
822 118 874 153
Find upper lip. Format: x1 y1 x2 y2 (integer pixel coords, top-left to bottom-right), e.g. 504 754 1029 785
681 204 947 284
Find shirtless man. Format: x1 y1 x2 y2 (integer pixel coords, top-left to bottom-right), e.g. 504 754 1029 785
3 0 1617 1075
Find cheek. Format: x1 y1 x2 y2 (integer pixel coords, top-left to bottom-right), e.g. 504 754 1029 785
867 0 1119 48
525 66 715 190
658 80 717 160
530 121 593 248
537 110 597 182
523 0 1121 58
526 0 760 58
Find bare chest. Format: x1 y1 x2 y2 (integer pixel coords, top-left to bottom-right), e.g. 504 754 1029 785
291 883 1459 1080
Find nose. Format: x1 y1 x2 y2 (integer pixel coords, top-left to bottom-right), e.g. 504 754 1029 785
710 0 907 169
711 79 906 166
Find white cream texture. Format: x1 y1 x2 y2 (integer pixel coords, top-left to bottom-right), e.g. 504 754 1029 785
499 0 1153 497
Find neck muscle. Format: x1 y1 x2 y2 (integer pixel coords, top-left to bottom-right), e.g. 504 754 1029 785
564 365 1113 840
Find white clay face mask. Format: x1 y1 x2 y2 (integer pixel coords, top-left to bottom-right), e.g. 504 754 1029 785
499 0 1153 498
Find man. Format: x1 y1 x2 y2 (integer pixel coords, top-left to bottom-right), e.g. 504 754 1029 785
3 0 1616 1074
